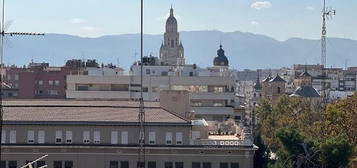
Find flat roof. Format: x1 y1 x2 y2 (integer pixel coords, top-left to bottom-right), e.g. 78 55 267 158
2 100 189 125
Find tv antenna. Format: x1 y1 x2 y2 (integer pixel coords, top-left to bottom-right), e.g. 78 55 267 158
0 0 45 156
320 0 335 101
321 0 336 68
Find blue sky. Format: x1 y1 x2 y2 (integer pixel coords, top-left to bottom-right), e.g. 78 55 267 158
5 0 357 41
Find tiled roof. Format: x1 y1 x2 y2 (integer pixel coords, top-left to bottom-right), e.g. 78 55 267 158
290 86 320 98
269 74 286 82
2 100 188 124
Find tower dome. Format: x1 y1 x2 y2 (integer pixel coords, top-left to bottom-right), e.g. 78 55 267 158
165 7 177 32
213 44 229 66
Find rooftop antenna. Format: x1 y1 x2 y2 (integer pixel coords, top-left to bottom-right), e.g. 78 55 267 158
138 0 146 167
321 0 335 101
0 0 44 155
321 0 336 68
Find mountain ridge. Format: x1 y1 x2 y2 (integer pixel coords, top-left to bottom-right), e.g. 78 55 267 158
4 30 357 70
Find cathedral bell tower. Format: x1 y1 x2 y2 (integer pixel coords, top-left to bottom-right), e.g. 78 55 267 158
160 7 185 66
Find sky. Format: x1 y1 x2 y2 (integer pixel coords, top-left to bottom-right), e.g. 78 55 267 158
5 0 357 41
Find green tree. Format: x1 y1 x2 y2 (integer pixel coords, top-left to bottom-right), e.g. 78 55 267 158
254 130 270 168
319 136 353 168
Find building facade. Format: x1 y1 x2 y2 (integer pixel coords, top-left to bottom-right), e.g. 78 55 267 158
1 100 256 168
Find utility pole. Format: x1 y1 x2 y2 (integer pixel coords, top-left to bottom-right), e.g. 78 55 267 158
0 0 44 157
137 0 145 167
321 0 335 101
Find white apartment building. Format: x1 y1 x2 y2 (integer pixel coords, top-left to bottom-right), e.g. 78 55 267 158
66 70 236 122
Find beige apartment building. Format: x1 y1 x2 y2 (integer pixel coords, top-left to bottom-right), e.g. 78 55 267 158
1 100 256 168
66 75 237 122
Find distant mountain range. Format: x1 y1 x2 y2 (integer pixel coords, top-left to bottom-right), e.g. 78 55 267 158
5 30 357 70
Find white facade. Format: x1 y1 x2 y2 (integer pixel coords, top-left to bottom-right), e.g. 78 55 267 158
66 74 236 121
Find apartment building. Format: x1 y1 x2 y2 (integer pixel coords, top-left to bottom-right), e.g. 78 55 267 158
3 62 79 99
66 73 236 122
1 100 256 168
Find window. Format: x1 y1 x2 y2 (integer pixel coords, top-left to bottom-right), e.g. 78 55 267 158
148 162 156 168
192 162 201 168
146 69 151 75
37 161 46 168
161 72 168 76
171 40 174 48
55 80 60 85
1 130 5 144
165 162 173 168
48 90 59 95
53 161 62 168
203 162 211 168
9 130 16 143
27 130 35 144
83 131 90 144
109 161 118 168
137 162 144 168
49 80 54 85
38 80 43 85
176 132 183 145
8 161 17 168
66 131 72 144
111 131 118 144
121 131 128 144
55 131 62 144
165 132 172 145
38 130 45 144
277 87 281 94
231 163 239 168
120 161 129 168
64 161 73 168
175 162 184 168
220 163 228 168
1 161 6 168
149 132 156 145
94 131 100 144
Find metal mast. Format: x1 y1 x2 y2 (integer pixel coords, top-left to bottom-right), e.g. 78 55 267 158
321 0 335 67
138 0 145 167
321 0 335 99
0 0 44 156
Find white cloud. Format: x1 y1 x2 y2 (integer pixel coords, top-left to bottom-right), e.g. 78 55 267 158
70 18 87 24
251 21 260 25
305 6 315 11
81 26 102 32
251 1 272 10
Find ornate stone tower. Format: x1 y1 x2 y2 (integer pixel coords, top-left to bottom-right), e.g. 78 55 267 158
160 7 185 66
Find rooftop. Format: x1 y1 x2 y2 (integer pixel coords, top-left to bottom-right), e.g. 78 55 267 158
2 100 188 125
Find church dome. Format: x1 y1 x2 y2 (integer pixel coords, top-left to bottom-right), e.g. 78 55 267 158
213 44 229 66
166 7 177 32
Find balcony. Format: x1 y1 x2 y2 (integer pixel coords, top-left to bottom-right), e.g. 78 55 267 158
192 107 234 115
191 92 235 100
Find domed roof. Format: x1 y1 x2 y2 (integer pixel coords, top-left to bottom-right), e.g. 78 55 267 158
166 8 177 25
213 44 229 66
